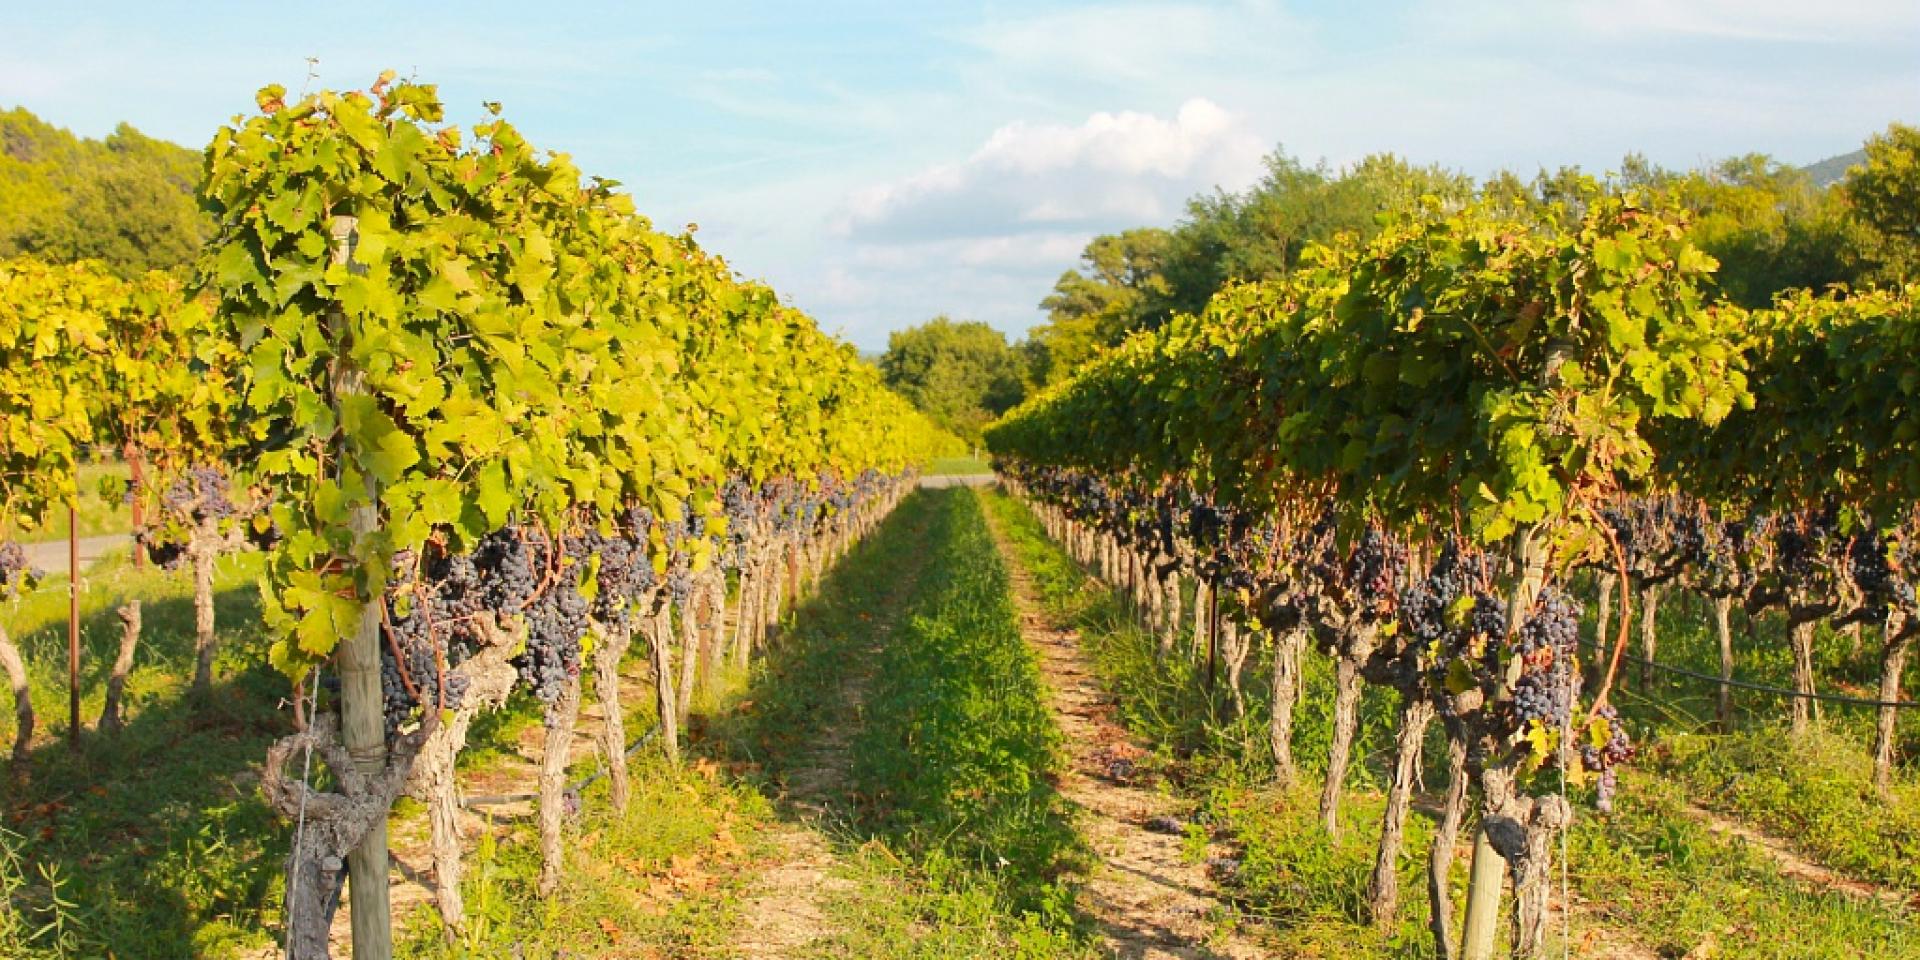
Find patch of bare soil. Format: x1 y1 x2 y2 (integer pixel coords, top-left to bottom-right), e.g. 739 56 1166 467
1684 801 1914 910
731 669 868 959
983 511 1265 960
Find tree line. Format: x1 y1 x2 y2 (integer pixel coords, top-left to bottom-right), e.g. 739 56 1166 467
880 123 1919 442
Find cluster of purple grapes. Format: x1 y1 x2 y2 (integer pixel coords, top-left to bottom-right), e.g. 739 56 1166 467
1597 496 1730 589
136 465 246 571
1581 704 1635 812
1773 506 1840 579
380 552 482 734
474 528 587 703
1514 588 1581 657
1468 592 1508 640
1346 527 1406 616
1847 530 1917 608
366 470 911 736
163 464 238 524
771 481 821 537
138 529 191 571
1511 669 1573 728
375 524 589 729
0 541 35 598
570 524 653 626
1507 589 1582 730
721 479 763 566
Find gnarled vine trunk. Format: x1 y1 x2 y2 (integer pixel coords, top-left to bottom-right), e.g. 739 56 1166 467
1368 698 1434 927
701 570 726 690
676 588 699 726
538 673 584 897
1479 767 1572 959
729 568 755 669
1320 650 1364 837
1268 625 1305 787
1 625 34 765
1189 578 1211 661
1714 595 1735 731
594 620 636 813
263 715 431 960
1222 618 1251 719
1873 614 1913 796
1427 735 1470 960
100 600 143 733
650 605 681 764
1160 570 1182 657
406 615 521 936
192 517 218 692
1790 617 1819 734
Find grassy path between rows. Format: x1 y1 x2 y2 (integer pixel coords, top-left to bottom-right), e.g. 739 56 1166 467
702 486 1092 959
980 488 1265 960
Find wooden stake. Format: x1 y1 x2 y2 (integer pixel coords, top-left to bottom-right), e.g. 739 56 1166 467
68 502 79 747
331 216 394 960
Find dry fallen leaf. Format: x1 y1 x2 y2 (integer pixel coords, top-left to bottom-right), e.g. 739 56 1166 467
597 916 623 944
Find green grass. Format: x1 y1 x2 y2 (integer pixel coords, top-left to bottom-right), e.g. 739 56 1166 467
849 489 1086 927
983 490 1433 957
926 456 994 476
5 460 134 544
1 551 272 748
395 753 774 959
1 554 291 958
715 488 1093 959
809 844 1091 960
416 489 1091 959
1578 576 1920 897
1567 772 1920 958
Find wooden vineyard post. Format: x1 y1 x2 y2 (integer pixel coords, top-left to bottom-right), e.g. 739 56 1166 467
127 444 146 568
68 502 79 747
331 216 395 960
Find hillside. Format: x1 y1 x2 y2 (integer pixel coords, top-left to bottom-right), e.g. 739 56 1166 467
1803 147 1867 187
0 107 207 275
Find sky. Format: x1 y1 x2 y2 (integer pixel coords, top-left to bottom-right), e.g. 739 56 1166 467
2 1 1915 351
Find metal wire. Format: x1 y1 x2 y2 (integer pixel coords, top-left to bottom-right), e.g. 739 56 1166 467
1575 635 1920 709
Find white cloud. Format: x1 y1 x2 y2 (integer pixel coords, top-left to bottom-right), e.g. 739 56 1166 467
838 98 1266 240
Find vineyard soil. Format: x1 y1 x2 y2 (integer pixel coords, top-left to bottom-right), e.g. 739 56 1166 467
982 495 1266 959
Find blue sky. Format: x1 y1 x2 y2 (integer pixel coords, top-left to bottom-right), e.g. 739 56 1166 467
3 1 1914 350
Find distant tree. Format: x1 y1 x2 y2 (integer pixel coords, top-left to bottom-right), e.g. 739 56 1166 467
1027 149 1470 386
1844 123 1920 284
1483 152 1864 307
0 109 207 276
878 317 1027 445
1033 228 1172 384
1676 153 1861 306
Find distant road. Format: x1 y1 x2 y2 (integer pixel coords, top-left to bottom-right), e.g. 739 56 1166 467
920 474 998 489
20 534 132 577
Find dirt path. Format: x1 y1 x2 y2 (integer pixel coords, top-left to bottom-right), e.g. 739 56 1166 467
982 507 1265 960
734 502 937 958
1682 801 1915 910
731 667 868 959
19 533 131 576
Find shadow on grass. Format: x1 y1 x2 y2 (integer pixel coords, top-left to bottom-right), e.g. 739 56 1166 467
5 573 291 959
704 488 943 795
